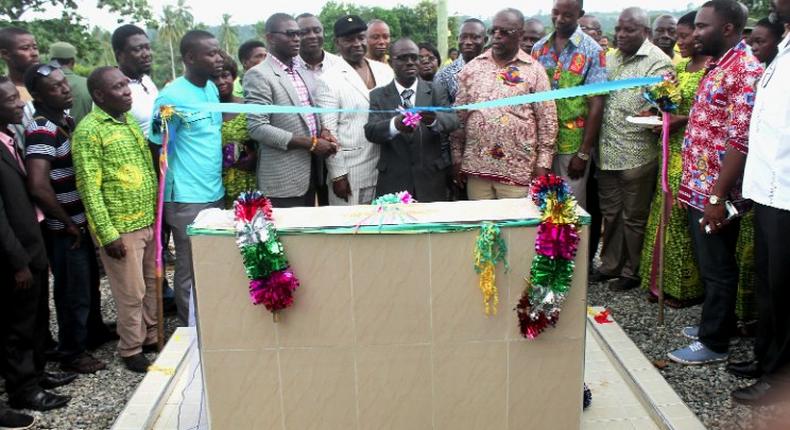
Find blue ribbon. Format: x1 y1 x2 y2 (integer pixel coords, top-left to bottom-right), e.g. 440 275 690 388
176 77 661 114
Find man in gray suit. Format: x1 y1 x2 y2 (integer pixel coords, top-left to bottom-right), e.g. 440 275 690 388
244 13 338 208
364 38 458 202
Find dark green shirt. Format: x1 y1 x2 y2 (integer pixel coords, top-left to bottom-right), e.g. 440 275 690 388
72 106 157 246
63 68 93 125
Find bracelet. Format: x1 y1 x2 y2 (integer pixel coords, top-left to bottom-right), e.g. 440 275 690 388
309 136 318 152
576 151 590 161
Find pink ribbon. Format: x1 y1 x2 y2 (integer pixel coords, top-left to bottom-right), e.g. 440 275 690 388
661 112 671 195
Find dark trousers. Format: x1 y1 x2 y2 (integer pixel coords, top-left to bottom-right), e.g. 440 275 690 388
44 228 101 361
0 268 48 400
688 208 740 353
754 203 790 382
587 162 602 264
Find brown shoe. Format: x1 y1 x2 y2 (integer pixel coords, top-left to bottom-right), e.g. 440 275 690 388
61 352 106 374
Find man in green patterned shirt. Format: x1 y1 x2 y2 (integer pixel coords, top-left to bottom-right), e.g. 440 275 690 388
72 66 158 373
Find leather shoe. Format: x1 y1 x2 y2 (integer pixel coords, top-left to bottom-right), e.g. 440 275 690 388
0 408 36 429
142 343 160 354
731 380 786 406
589 270 618 283
726 360 763 379
9 390 70 411
123 353 151 373
610 277 639 291
39 371 77 389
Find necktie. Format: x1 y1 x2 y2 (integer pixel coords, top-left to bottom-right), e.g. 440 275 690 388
401 88 414 109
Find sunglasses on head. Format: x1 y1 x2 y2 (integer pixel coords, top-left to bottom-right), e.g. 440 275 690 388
34 62 60 77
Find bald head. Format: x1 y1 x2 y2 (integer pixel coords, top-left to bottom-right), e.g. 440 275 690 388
616 8 651 56
622 7 650 28
652 14 678 56
579 15 603 42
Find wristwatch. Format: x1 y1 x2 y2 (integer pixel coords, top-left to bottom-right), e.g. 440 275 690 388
576 151 590 161
708 195 723 205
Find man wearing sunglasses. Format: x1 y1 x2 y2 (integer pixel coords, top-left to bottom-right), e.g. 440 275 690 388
450 8 558 200
244 13 339 208
23 63 110 376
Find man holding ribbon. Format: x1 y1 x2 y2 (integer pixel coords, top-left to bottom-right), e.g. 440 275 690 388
532 0 607 209
244 13 338 208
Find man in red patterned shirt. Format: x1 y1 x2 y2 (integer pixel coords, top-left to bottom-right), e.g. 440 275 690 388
668 0 764 366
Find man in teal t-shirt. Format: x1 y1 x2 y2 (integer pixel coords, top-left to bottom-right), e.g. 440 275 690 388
149 30 224 326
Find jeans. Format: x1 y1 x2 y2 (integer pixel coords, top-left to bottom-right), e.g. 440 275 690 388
687 208 740 353
45 228 99 361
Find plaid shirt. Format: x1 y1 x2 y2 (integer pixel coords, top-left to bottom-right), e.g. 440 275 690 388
270 54 318 136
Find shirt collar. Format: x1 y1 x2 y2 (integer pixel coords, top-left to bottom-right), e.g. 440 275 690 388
298 52 326 71
707 40 749 71
548 26 585 48
479 47 533 65
394 78 419 95
270 54 296 72
0 127 14 146
92 105 131 125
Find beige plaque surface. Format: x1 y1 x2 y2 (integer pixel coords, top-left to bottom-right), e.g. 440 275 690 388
190 199 589 429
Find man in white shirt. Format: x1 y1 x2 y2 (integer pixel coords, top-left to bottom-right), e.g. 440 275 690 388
111 25 158 138
733 0 790 407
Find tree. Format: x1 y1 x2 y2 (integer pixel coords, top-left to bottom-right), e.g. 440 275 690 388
254 20 266 40
218 13 239 55
97 0 155 26
0 0 152 23
0 0 76 21
157 0 193 81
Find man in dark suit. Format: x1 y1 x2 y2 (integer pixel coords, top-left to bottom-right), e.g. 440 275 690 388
364 38 458 202
0 76 72 413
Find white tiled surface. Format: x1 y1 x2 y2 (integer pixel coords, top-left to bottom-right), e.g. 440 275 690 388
116 316 706 430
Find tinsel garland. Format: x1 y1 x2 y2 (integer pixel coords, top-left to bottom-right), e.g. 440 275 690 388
516 174 580 339
234 191 299 321
473 223 509 316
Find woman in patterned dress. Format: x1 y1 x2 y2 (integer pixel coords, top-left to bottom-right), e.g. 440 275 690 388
212 51 257 208
639 12 708 307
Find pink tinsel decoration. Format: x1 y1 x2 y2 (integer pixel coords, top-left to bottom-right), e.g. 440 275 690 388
402 111 422 128
535 223 580 260
248 269 299 312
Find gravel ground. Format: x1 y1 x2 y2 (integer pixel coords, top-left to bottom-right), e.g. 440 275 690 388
0 272 180 430
1 267 781 429
587 278 785 430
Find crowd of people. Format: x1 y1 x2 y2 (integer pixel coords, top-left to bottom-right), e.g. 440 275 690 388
0 0 788 427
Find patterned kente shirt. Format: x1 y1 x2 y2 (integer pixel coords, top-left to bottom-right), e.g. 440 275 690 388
450 49 558 186
72 107 157 246
678 40 763 211
597 40 673 170
532 26 608 154
433 56 466 104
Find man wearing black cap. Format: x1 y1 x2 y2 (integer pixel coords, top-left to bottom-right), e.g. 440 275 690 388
314 15 394 205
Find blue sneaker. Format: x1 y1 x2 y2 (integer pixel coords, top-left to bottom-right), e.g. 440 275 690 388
668 341 728 365
681 326 699 340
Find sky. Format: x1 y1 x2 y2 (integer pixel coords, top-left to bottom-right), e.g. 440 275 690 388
34 0 703 29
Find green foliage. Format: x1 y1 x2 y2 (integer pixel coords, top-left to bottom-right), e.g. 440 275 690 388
96 0 154 26
317 0 458 54
218 14 239 55
0 0 77 20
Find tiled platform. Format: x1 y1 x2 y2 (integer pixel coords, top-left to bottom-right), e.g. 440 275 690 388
113 309 705 430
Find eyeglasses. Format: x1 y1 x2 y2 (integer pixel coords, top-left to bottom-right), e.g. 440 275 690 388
270 30 305 39
420 55 437 62
487 27 520 37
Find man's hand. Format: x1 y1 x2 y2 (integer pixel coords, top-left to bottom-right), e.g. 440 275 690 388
394 115 414 134
64 223 82 250
332 176 352 202
104 238 127 260
418 111 437 126
535 167 550 178
700 202 728 234
452 162 466 187
14 266 33 290
567 155 588 180
320 129 338 143
312 138 339 157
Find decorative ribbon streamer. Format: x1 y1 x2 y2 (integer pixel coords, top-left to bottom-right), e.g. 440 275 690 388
154 106 176 281
176 77 662 115
474 223 509 316
661 111 671 194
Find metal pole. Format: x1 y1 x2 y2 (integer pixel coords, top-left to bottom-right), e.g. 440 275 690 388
437 0 448 65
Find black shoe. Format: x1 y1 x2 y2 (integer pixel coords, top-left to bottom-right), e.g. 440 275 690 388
589 270 618 283
9 390 70 411
44 348 63 363
39 371 77 389
122 353 151 373
61 352 107 374
727 360 763 379
0 408 36 429
731 380 785 406
610 277 639 291
142 343 160 354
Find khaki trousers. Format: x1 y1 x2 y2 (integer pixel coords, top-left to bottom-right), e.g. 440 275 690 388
596 161 658 279
466 176 529 200
553 153 591 209
99 226 157 357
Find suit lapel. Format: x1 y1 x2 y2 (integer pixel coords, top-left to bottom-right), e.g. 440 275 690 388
268 59 311 131
415 79 432 108
0 141 24 176
341 61 371 101
383 81 402 109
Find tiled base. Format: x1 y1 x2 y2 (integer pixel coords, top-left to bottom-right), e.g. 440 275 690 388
114 313 706 430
